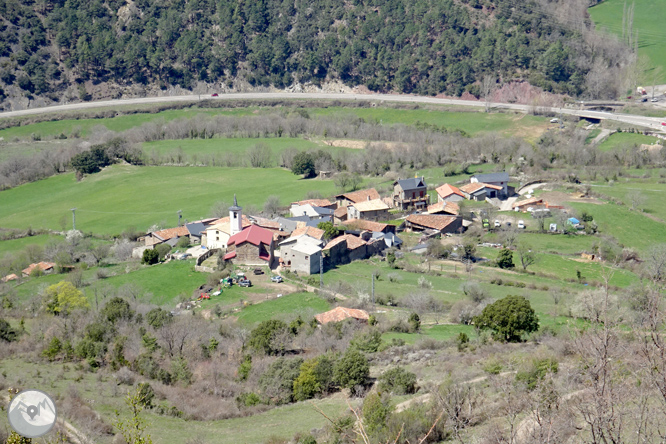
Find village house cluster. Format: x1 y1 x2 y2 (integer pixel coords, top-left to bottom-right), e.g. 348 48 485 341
132 172 521 276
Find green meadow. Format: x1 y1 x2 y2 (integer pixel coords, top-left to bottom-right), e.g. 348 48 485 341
596 132 661 152
589 0 666 84
0 164 339 235
233 292 331 326
0 234 60 259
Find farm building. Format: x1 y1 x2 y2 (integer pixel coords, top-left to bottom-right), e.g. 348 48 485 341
145 225 190 247
335 188 381 208
223 224 275 267
459 182 503 201
435 183 465 203
324 234 369 265
393 177 429 210
1 273 18 283
470 172 510 197
427 201 460 216
22 261 56 277
203 196 253 249
371 231 403 248
334 206 349 224
315 307 370 324
405 214 463 235
512 197 545 211
347 199 390 222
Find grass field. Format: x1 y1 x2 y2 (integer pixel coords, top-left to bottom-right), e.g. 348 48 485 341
233 292 331 326
591 180 666 222
0 105 548 141
589 0 666 84
596 132 661 152
0 234 60 259
0 164 339 235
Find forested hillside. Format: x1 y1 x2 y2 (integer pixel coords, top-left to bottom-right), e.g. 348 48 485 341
0 0 629 107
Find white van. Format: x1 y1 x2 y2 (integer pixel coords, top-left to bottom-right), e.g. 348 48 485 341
518 220 525 229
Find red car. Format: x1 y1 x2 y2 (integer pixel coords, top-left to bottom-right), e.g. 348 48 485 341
211 93 219 97
661 122 666 126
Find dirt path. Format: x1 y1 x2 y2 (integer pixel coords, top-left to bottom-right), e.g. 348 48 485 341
591 128 613 145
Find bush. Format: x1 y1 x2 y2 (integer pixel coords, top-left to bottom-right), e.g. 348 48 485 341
142 249 159 265
0 318 17 342
176 237 190 249
291 151 315 178
155 243 171 260
238 355 252 381
248 319 290 355
362 392 393 436
236 392 262 407
473 295 539 342
260 357 303 405
516 357 558 389
136 382 155 408
350 330 382 353
483 359 503 375
334 349 369 394
378 367 417 395
145 308 171 329
496 248 514 269
408 313 420 332
101 297 134 324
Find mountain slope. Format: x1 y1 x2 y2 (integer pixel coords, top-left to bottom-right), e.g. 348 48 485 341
0 0 630 107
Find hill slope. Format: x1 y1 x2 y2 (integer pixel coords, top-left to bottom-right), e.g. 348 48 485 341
0 0 630 107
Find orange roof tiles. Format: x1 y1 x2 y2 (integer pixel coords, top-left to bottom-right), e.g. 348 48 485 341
435 183 464 199
352 199 390 212
209 215 252 227
345 219 390 233
459 182 501 194
152 226 189 240
1 273 18 283
315 306 370 324
290 226 325 240
512 197 545 208
427 201 459 215
337 188 381 203
334 206 349 218
22 262 55 276
406 214 458 231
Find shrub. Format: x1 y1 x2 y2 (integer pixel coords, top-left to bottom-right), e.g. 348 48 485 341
176 237 190 249
238 355 252 381
350 330 382 353
101 297 134 323
378 367 417 395
236 392 262 407
43 281 89 315
417 276 432 289
145 308 171 329
473 295 539 342
293 358 322 401
155 243 171 260
483 359 503 375
260 357 303 405
456 332 469 351
516 357 558 389
142 249 159 265
362 393 393 436
334 349 369 394
408 313 420 332
136 382 155 408
0 318 17 342
248 319 290 355
43 336 62 360
496 248 514 269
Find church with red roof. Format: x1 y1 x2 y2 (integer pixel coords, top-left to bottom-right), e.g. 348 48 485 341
222 197 275 266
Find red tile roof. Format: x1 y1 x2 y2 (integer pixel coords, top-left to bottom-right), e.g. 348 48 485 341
223 251 237 260
227 224 274 247
435 183 464 199
337 188 381 203
152 226 189 241
22 261 55 276
345 219 390 233
315 307 370 324
209 215 252 227
1 273 18 283
512 197 544 209
460 182 501 194
406 214 458 231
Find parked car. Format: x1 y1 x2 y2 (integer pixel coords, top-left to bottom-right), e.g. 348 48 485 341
482 218 489 229
239 278 252 287
494 220 501 228
271 275 283 283
211 93 219 97
652 98 659 102
550 118 559 123
662 122 666 126
253 268 264 275
518 220 526 229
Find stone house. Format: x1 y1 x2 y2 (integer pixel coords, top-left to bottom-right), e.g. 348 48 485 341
405 214 463 235
459 182 503 201
145 226 190 247
290 199 337 211
334 188 381 208
393 177 429 210
426 201 460 216
279 235 324 275
347 199 390 222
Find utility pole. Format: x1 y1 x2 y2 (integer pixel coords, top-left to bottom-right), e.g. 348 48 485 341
319 254 323 289
371 272 375 309
70 208 76 231
177 210 182 227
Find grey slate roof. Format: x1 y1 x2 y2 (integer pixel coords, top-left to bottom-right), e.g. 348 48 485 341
396 177 426 191
311 206 334 216
371 231 403 247
185 222 206 237
472 172 509 183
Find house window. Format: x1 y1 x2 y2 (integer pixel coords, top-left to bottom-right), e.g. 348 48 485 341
420 191 424 197
412 192 416 198
233 213 237 219
216 236 219 241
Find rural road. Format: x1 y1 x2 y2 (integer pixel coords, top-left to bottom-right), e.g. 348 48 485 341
1 92 665 133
